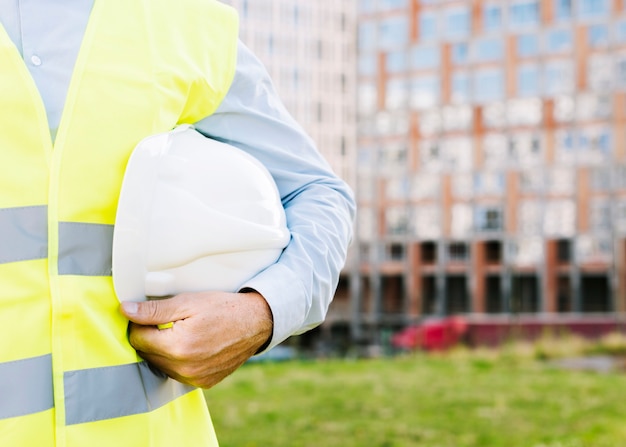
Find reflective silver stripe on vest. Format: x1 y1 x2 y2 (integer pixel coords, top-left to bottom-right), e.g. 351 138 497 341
58 222 113 276
0 354 54 420
64 362 195 425
0 206 48 265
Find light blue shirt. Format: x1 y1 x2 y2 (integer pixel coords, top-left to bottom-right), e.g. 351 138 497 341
0 0 355 350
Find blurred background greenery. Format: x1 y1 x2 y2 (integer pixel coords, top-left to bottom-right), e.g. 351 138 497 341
205 333 626 447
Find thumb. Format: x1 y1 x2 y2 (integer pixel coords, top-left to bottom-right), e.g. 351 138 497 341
120 297 188 325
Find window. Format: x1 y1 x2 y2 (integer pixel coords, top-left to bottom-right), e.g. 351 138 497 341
509 133 543 165
420 140 443 171
386 51 408 73
452 173 473 198
545 29 573 53
379 16 409 49
519 200 542 235
616 200 626 235
386 78 408 110
576 235 612 264
379 144 408 172
386 176 410 200
444 7 471 39
544 200 576 237
617 53 626 89
555 130 577 164
358 54 376 76
451 43 470 64
615 20 626 44
509 1 540 29
548 167 575 194
485 241 503 263
517 34 540 57
451 204 473 238
451 72 471 104
520 169 544 192
544 61 574 96
578 126 612 164
483 4 503 32
441 137 473 171
554 0 573 21
576 93 611 121
358 0 376 13
483 102 507 128
442 105 473 131
419 12 438 41
474 37 504 61
483 133 508 167
411 45 440 70
588 25 610 48
557 239 572 263
448 243 470 262
517 64 541 96
418 110 442 136
358 22 377 51
590 167 612 191
421 242 437 263
474 69 504 103
474 172 505 196
578 0 609 20
379 0 409 11
412 205 442 239
508 97 543 126
411 172 440 200
410 76 440 110
358 82 377 115
385 207 409 236
475 206 504 232
509 238 543 265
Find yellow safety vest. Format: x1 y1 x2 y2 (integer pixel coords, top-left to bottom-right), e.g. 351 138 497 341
0 1 238 446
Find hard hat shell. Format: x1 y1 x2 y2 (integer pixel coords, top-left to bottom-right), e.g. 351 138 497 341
112 125 290 302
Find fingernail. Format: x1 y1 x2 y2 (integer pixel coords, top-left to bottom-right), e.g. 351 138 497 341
122 301 139 315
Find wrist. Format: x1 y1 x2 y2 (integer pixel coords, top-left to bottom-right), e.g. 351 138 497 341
239 288 273 353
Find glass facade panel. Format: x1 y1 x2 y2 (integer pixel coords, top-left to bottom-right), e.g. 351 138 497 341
588 25 610 48
419 12 439 41
483 4 503 32
544 61 575 96
474 205 504 233
517 64 541 96
444 7 471 40
517 34 540 57
554 0 573 21
410 76 440 110
545 29 573 53
509 1 540 29
451 71 471 104
474 38 505 62
578 0 609 20
411 45 440 70
379 16 409 49
474 69 505 103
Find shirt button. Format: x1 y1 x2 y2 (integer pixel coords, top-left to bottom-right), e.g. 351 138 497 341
31 55 42 66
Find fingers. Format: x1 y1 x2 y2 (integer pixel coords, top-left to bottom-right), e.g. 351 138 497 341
120 294 192 326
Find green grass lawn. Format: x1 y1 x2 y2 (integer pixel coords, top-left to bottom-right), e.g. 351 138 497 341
204 352 626 447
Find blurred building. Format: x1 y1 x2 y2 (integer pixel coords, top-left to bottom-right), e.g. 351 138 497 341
354 0 626 343
221 0 359 348
220 0 357 188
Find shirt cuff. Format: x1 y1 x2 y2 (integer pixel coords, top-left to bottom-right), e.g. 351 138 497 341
239 262 308 353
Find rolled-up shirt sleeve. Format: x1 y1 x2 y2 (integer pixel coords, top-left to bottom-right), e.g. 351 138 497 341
194 41 356 351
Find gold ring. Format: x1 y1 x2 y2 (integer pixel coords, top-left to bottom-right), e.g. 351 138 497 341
157 322 174 330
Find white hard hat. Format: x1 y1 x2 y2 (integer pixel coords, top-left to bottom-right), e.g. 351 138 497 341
112 125 290 302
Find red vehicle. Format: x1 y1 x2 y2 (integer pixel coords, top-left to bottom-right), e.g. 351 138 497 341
392 316 468 351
